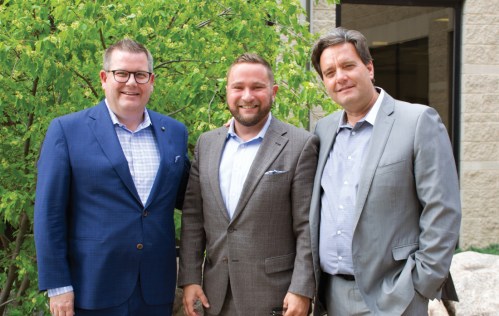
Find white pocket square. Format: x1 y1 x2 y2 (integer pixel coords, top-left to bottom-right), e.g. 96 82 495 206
175 155 181 163
264 169 287 175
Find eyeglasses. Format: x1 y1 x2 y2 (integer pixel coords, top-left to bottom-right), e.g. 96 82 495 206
106 70 153 84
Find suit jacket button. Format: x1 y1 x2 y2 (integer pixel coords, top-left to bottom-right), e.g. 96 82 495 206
136 243 144 250
222 257 228 263
143 211 149 217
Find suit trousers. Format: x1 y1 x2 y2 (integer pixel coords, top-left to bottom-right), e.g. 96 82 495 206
323 273 428 316
324 274 370 316
75 277 173 316
205 282 238 316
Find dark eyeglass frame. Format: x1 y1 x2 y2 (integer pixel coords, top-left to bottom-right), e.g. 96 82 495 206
106 70 153 84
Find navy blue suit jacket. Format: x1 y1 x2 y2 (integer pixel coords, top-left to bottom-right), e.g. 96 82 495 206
34 100 190 309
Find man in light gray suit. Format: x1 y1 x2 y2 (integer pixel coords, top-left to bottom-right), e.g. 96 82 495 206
178 53 318 316
309 27 461 315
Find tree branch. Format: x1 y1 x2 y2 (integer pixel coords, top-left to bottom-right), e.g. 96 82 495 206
207 85 220 126
167 10 179 29
72 69 99 98
13 275 30 308
197 7 233 28
0 212 30 315
0 73 39 314
99 28 106 50
154 59 203 70
166 103 194 117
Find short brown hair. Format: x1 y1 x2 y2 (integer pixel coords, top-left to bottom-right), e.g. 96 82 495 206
311 27 373 79
103 38 154 72
227 53 274 84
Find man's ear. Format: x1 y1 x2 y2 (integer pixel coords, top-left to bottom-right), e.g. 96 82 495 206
272 84 278 101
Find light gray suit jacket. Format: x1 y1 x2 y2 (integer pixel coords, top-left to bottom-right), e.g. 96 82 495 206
310 92 461 315
178 118 318 315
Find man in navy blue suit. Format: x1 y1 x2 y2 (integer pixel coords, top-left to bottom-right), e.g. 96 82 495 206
34 38 190 316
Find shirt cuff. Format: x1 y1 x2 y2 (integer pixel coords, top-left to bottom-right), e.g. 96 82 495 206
47 286 74 297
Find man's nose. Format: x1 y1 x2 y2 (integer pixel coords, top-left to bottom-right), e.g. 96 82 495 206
335 69 348 82
126 73 138 85
241 88 254 101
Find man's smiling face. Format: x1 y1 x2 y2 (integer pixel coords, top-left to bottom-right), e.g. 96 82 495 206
100 50 154 119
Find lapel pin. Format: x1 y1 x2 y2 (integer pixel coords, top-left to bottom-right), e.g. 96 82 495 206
161 126 165 132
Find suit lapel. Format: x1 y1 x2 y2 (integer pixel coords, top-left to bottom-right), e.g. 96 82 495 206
209 128 233 221
87 101 141 204
316 112 342 180
354 94 395 226
144 110 169 208
310 112 340 235
230 119 288 222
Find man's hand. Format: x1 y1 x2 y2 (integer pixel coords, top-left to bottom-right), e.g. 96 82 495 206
182 284 210 316
49 291 74 316
283 292 310 316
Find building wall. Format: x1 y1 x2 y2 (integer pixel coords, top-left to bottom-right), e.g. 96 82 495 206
461 0 499 247
310 0 499 248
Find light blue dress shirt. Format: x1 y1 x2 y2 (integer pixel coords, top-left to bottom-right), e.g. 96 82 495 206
319 89 384 276
108 104 160 206
219 115 272 219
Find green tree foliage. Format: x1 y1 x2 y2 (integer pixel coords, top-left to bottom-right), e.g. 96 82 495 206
0 0 337 314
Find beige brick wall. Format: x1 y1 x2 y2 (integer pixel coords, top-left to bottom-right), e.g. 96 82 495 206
461 0 499 248
310 0 499 248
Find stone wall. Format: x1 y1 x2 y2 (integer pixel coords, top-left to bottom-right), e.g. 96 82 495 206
310 0 499 248
460 0 499 247
310 0 336 34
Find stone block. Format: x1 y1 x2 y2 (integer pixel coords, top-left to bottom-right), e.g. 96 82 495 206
463 45 499 65
464 0 499 14
463 13 499 25
462 122 499 141
462 94 499 113
313 9 336 21
463 25 499 44
462 74 499 94
461 142 499 161
312 0 336 10
311 21 337 35
461 188 499 210
462 113 499 123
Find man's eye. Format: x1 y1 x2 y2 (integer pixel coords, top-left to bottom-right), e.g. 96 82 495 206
115 71 129 77
135 72 148 79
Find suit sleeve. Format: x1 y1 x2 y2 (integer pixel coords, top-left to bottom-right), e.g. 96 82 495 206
412 107 461 299
175 125 191 210
34 119 72 291
177 136 206 287
288 134 319 298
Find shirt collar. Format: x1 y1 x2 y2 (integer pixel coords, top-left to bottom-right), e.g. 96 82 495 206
227 113 273 142
104 99 152 131
337 87 384 132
